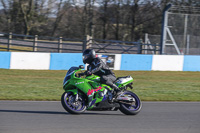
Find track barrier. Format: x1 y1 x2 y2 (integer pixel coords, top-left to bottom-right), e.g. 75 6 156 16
0 51 199 71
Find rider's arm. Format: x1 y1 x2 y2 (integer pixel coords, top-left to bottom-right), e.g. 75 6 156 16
84 65 92 76
90 58 103 74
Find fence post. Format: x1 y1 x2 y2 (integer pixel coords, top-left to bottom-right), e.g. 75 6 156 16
83 35 92 52
86 35 92 49
82 37 86 52
160 4 172 54
58 37 63 53
154 44 156 54
137 43 142 54
186 34 190 55
8 32 12 51
33 35 38 51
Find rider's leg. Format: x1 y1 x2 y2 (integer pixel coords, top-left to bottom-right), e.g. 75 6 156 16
100 75 120 92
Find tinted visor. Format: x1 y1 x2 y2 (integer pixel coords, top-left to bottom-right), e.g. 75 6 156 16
83 55 89 60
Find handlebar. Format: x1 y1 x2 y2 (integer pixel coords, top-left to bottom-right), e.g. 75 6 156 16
78 71 92 77
78 73 85 77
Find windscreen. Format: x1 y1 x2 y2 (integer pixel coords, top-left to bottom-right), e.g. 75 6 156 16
63 67 79 86
66 67 79 75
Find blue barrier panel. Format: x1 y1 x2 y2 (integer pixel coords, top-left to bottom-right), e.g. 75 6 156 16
0 52 11 69
120 54 153 71
183 55 200 71
50 53 84 70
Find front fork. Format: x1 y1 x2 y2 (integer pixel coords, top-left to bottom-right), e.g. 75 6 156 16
107 90 113 101
75 94 79 102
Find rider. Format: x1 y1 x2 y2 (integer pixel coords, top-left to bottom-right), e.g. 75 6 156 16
82 49 120 93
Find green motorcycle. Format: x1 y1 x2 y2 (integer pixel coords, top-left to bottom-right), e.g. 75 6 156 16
61 65 142 115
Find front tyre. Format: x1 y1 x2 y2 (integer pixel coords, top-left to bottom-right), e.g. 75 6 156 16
119 91 142 115
61 92 86 114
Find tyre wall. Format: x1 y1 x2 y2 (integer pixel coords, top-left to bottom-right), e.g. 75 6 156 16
0 51 200 71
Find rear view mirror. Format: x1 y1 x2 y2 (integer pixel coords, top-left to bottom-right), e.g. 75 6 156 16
79 65 84 69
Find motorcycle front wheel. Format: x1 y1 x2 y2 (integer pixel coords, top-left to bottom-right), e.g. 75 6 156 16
61 92 86 114
119 91 142 115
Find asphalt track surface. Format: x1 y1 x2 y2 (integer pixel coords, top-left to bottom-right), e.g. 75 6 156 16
0 101 200 133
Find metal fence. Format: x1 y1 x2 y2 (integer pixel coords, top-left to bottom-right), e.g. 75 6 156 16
0 32 160 54
88 39 160 54
146 33 200 55
0 32 84 53
161 4 200 55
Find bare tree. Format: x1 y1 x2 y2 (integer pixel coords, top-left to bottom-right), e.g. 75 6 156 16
19 0 35 35
0 0 12 31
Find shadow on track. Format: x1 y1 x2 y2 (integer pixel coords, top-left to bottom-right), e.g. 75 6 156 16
0 109 123 116
0 109 68 115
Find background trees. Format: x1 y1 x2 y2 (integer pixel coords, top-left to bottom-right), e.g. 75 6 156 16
0 0 198 41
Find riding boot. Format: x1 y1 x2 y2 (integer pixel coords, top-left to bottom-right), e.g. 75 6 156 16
111 84 120 94
108 84 120 103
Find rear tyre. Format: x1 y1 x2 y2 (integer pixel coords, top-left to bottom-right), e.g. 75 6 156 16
61 92 86 114
119 91 142 115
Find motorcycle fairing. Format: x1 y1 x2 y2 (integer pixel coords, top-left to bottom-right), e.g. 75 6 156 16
63 69 112 110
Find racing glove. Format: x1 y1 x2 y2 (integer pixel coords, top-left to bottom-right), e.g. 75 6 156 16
84 71 92 76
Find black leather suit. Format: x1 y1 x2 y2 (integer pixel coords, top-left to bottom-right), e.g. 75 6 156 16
87 57 117 88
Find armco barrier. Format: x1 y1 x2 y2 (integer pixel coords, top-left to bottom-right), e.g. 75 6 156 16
10 52 50 70
183 55 200 71
120 54 153 71
50 53 83 70
0 51 200 71
0 52 11 69
152 55 184 71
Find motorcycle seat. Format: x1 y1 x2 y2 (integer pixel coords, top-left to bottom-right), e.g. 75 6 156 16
114 76 131 83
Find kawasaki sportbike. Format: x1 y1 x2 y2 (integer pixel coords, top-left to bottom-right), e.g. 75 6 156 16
61 65 142 115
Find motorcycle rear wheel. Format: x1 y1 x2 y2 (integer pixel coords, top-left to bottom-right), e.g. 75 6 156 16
61 92 86 114
119 91 142 115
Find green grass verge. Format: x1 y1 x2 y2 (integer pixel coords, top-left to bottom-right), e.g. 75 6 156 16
0 69 200 101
